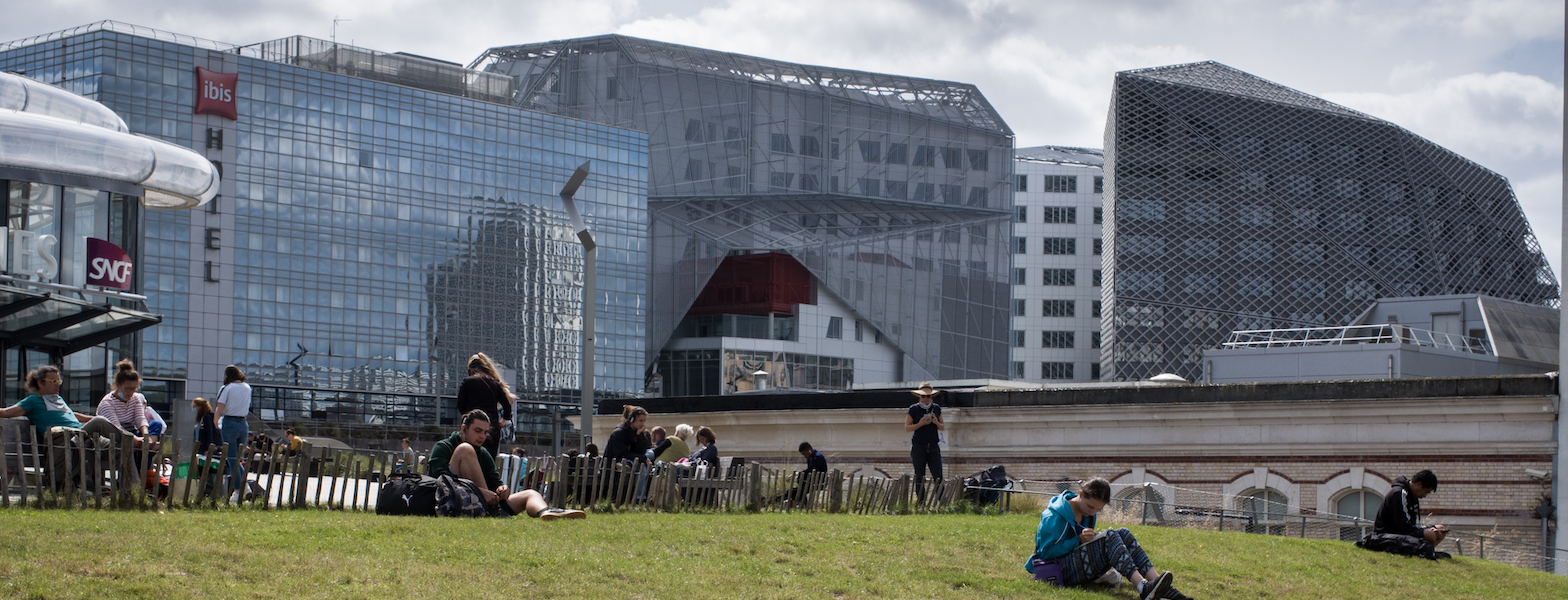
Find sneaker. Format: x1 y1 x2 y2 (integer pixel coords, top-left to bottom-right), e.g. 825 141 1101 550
1141 572 1173 600
538 507 586 521
1431 551 1452 560
1164 587 1194 600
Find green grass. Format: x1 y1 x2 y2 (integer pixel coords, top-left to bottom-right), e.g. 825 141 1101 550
0 509 1562 599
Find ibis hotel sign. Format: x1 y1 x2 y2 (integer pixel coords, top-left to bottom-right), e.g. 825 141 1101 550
194 66 238 120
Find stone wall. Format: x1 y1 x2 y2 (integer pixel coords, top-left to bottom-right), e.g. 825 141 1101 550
607 375 1559 548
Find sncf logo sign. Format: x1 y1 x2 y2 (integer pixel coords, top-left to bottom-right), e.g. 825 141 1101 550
194 67 238 120
85 238 133 290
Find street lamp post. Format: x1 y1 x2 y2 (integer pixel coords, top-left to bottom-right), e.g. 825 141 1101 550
559 161 594 452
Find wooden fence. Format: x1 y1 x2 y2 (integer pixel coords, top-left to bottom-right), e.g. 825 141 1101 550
2 418 964 514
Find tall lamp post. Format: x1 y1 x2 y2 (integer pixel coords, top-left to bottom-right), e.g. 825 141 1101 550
559 161 594 452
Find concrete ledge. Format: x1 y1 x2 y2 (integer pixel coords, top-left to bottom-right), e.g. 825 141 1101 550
613 374 1557 415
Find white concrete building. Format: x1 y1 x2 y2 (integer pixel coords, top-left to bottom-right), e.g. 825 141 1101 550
1010 146 1106 382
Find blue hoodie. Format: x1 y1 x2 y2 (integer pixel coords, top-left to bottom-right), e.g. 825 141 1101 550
1025 490 1095 573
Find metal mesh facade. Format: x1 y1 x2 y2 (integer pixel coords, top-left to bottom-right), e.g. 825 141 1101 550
474 35 1015 381
1102 61 1559 382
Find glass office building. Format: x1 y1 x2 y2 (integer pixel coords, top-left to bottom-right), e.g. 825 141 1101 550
473 35 1014 384
0 69 218 413
1102 61 1559 381
0 23 649 444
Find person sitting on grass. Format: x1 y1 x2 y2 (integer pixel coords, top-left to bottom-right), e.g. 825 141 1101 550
1025 477 1191 600
427 409 584 520
1358 470 1450 559
767 441 829 506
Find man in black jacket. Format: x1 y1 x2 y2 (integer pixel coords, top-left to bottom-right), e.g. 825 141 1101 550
768 442 829 506
1361 470 1449 558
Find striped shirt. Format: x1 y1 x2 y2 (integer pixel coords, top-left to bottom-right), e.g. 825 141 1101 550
97 392 148 433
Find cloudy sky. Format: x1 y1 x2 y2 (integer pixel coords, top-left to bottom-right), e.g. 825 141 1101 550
6 0 1563 279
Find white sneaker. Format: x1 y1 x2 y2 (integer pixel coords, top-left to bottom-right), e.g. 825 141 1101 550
230 491 243 504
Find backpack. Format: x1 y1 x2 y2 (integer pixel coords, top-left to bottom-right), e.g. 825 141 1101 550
435 474 490 517
1356 532 1436 559
376 473 439 516
963 465 1012 506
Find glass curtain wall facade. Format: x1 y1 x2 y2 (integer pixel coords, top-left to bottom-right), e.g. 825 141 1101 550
1 23 649 444
1102 61 1559 381
472 35 1014 383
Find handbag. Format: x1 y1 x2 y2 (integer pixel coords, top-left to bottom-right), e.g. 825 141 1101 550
1030 558 1064 586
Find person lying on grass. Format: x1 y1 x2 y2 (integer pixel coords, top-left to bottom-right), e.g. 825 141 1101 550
427 409 584 520
1025 477 1191 600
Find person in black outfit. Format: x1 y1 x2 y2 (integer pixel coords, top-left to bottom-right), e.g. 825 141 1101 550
904 381 945 502
456 352 514 461
603 405 651 463
1361 470 1450 559
686 426 719 466
769 442 829 505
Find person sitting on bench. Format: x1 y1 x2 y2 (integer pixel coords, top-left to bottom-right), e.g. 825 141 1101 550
1025 477 1190 600
426 409 584 520
0 365 143 489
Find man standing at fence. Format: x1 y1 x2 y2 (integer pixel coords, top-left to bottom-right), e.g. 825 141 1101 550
427 409 584 520
904 382 944 502
1358 470 1450 559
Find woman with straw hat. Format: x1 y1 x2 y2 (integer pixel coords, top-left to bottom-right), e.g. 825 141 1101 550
904 382 945 502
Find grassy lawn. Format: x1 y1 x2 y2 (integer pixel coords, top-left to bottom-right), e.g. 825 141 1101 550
0 508 1562 599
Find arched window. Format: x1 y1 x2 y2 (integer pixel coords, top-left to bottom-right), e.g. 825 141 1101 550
1237 489 1287 535
1114 485 1166 524
1334 490 1380 541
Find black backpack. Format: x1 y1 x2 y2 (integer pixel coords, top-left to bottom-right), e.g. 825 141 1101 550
376 473 439 516
963 465 1012 506
1356 532 1437 559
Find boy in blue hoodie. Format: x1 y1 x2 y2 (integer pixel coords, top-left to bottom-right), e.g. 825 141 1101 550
1025 478 1190 600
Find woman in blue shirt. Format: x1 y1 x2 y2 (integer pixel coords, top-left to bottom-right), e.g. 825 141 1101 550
1026 478 1189 600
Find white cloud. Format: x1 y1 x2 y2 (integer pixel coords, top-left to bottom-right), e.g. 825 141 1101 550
2 0 1562 280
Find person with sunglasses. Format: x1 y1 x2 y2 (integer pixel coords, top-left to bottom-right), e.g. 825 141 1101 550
0 365 141 489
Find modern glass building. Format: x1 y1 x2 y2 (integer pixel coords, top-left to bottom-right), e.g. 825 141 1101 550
0 22 649 445
1 69 218 413
1102 61 1559 382
472 35 1015 387
1009 146 1105 383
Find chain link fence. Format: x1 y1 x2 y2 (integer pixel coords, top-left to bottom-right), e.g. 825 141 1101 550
980 479 1563 575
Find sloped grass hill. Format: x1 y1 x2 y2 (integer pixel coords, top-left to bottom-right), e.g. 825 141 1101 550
0 510 1561 599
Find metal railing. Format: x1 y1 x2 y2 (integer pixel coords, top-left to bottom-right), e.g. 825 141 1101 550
1220 324 1491 354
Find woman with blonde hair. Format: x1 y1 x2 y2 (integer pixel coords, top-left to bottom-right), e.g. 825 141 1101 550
456 352 515 460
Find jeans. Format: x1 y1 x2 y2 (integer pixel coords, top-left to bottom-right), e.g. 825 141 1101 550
911 441 942 501
220 416 248 495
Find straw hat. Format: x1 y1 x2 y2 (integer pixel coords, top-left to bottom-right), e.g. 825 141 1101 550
911 382 939 396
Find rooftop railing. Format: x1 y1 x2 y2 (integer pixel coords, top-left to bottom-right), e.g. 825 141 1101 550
1220 324 1491 355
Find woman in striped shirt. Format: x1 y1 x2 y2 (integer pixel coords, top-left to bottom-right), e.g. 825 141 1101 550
97 359 155 451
